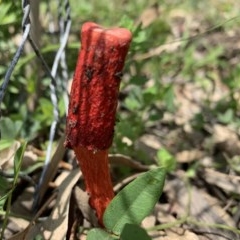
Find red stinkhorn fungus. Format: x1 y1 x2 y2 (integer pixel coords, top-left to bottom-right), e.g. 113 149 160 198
65 22 132 225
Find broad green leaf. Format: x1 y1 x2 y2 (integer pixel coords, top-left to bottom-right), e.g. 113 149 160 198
87 228 116 240
120 224 151 240
103 167 166 234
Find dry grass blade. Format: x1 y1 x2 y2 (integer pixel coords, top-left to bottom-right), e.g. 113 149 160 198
33 135 65 208
109 154 151 171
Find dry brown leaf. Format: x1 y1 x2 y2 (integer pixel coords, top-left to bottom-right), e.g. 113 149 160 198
213 124 238 143
3 217 30 240
21 150 38 170
174 83 202 125
79 235 87 240
176 149 205 163
74 186 98 227
165 177 239 239
169 9 186 38
0 141 20 170
136 134 162 159
11 186 35 218
203 168 240 194
6 225 31 240
141 215 156 229
159 229 199 240
23 168 81 240
113 173 141 192
136 3 160 28
213 124 240 157
155 203 177 224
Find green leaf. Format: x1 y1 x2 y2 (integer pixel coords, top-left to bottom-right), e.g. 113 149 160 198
217 109 234 124
118 15 134 31
13 142 27 184
33 235 44 240
120 224 151 240
0 175 9 194
0 117 23 139
196 46 224 67
0 139 14 151
103 167 166 234
129 75 148 86
0 3 17 25
156 148 176 172
0 176 10 211
0 195 7 212
87 228 116 240
163 85 175 112
38 98 54 119
124 86 143 111
133 27 147 44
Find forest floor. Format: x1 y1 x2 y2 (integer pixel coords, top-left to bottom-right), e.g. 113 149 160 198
1 1 240 239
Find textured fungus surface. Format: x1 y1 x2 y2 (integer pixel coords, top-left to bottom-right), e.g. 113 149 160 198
65 22 132 226
65 22 132 151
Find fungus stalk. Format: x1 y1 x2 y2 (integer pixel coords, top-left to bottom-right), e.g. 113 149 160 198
65 22 132 225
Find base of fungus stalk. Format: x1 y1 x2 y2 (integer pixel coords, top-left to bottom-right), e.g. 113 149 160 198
73 146 114 226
